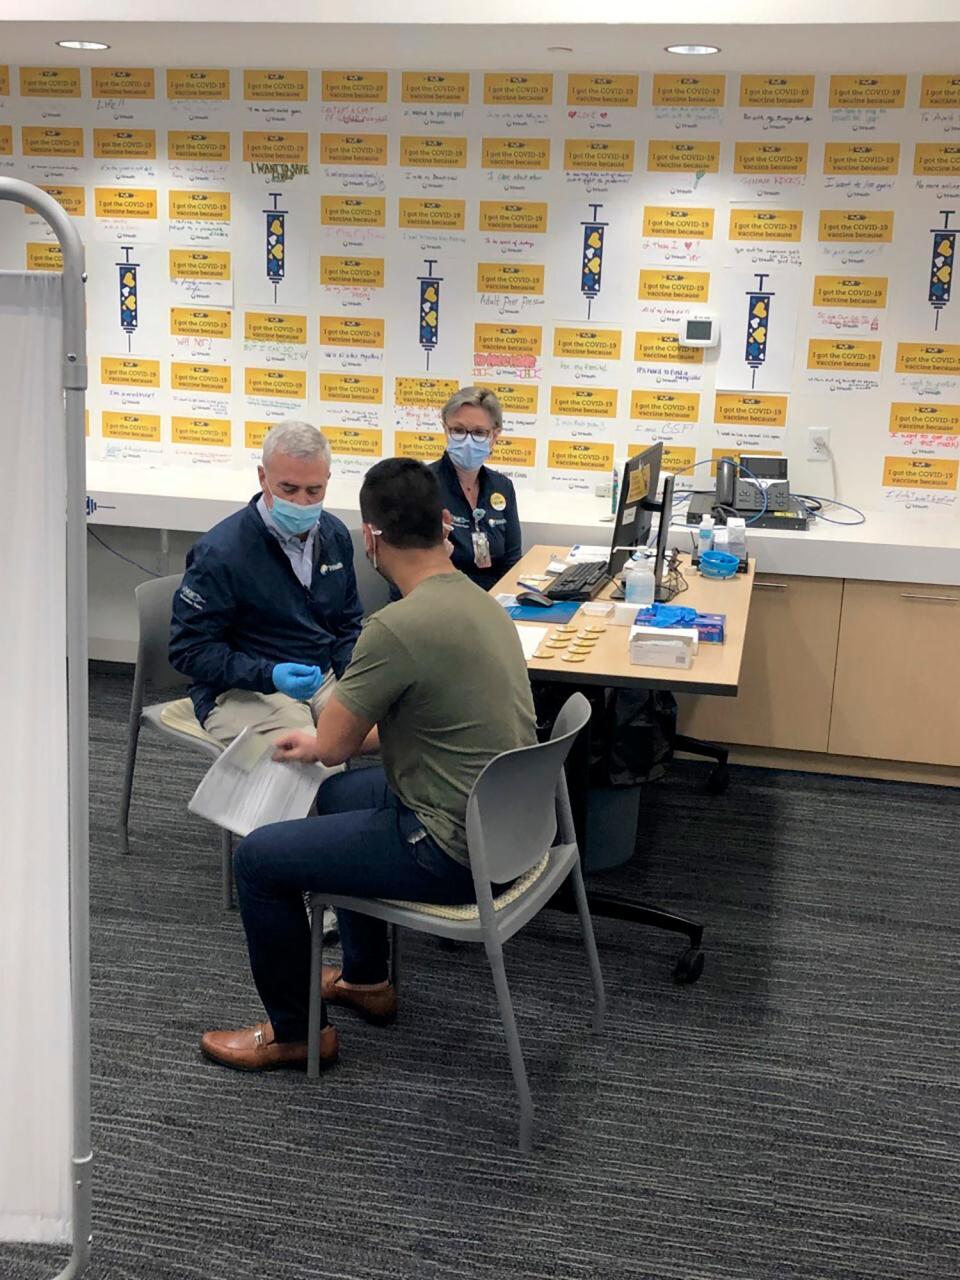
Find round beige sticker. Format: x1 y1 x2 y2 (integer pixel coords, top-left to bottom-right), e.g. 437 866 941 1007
490 491 507 511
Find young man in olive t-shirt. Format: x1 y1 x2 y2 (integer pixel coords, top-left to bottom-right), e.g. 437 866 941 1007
201 457 537 1073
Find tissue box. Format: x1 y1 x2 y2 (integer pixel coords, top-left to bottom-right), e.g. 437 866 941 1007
633 608 726 644
628 625 699 669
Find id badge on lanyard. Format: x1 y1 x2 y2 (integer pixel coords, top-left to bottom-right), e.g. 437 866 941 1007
471 508 492 570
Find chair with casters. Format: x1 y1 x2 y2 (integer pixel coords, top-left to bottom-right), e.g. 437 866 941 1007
307 690 605 1153
118 573 235 910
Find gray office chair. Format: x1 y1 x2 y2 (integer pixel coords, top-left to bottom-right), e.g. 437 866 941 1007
118 574 235 909
306 691 605 1153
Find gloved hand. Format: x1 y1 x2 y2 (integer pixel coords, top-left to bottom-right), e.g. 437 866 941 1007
272 662 324 701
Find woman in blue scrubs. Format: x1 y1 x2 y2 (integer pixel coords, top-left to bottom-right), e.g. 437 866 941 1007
430 386 522 591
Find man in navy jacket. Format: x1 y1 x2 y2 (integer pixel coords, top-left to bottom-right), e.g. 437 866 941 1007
170 421 364 743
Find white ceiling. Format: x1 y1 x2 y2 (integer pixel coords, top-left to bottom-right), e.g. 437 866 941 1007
1 11 959 74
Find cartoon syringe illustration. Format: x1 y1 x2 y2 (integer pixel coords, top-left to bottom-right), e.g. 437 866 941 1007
744 272 774 390
264 192 287 304
928 210 955 332
417 258 443 371
580 203 608 320
116 245 139 353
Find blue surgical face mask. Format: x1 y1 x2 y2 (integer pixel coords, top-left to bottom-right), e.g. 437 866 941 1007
266 482 324 537
447 433 492 472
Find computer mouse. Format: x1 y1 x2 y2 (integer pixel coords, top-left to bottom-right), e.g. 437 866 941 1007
516 590 554 608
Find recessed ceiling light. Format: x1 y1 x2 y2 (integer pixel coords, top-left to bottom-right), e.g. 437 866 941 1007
547 46 574 54
666 43 720 56
56 40 110 51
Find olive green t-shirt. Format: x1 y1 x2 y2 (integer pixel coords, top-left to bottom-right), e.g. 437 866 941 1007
334 571 537 865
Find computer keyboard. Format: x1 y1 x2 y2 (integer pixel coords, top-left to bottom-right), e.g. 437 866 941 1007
545 560 610 602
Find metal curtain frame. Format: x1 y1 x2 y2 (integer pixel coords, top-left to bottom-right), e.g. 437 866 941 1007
0 178 92 1278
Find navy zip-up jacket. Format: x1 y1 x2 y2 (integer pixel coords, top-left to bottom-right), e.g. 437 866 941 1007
169 494 363 726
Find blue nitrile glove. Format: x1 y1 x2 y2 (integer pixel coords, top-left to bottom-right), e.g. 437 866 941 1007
272 662 324 700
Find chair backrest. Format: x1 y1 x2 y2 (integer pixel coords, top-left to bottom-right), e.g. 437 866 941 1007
134 573 190 693
348 525 392 617
465 691 591 886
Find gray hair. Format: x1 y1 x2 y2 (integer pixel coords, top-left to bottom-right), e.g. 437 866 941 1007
262 420 331 469
441 385 503 432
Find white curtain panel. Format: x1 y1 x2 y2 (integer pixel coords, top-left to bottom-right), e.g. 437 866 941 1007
0 272 72 1243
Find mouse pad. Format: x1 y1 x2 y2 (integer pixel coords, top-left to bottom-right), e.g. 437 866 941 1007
506 602 580 623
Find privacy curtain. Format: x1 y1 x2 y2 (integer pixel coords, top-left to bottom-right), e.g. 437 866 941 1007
0 271 72 1243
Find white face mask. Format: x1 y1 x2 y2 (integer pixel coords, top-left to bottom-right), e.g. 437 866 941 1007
365 525 383 575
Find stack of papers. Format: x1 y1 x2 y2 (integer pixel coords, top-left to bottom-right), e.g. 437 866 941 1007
189 728 340 837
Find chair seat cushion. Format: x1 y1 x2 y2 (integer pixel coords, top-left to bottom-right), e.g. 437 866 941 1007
383 852 549 920
153 697 220 747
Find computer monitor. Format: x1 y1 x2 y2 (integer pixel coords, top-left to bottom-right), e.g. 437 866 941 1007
608 442 663 578
653 472 676 602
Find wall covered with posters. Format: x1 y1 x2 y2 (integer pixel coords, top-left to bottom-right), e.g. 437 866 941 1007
1 63 959 519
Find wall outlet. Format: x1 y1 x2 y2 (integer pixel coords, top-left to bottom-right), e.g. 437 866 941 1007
595 480 613 499
807 427 832 462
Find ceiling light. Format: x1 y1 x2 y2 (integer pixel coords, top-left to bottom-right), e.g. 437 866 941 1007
666 43 720 56
547 46 574 54
56 40 110 51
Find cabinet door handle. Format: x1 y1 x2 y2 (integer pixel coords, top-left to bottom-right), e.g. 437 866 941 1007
900 592 958 604
755 582 787 591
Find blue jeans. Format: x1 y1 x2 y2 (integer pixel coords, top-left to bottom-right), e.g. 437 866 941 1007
233 767 477 1042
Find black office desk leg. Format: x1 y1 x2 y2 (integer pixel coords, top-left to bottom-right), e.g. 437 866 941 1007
559 708 706 984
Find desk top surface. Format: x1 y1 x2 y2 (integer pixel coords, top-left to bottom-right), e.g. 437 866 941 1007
496 545 755 696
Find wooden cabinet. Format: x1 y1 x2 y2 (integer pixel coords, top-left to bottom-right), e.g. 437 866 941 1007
829 580 960 766
677 574 843 753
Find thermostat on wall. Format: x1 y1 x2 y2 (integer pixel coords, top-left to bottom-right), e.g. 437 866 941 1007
678 313 719 348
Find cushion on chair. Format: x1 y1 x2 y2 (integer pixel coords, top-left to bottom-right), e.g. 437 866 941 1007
157 697 220 746
383 852 550 920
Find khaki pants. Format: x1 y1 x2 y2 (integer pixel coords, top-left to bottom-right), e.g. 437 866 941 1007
203 674 338 746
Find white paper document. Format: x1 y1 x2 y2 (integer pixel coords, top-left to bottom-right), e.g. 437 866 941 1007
514 623 550 660
188 728 338 838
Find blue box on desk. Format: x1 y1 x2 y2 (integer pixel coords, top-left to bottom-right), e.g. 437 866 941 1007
633 609 726 644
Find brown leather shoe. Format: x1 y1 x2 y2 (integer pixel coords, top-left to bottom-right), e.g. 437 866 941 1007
200 1020 339 1072
321 967 397 1025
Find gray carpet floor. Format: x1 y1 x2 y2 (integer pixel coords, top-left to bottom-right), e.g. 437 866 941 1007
3 668 959 1280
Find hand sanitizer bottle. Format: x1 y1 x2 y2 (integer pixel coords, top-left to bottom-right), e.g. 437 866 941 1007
697 514 714 559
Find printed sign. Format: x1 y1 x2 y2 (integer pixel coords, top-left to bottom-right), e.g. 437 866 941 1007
321 71 388 102
170 363 231 394
653 75 725 107
320 316 385 348
242 132 309 164
91 68 155 99
807 339 882 372
171 416 231 446
549 387 618 417
476 263 544 294
101 411 161 441
324 426 383 457
26 242 64 272
823 142 900 175
547 440 615 471
553 328 622 360
320 134 388 166
244 70 308 101
812 276 888 308
101 357 161 387
478 202 548 234
399 136 468 167
166 69 231 100
634 332 704 365
920 76 960 109
894 345 960 376
630 390 700 422
320 257 385 288
567 75 639 108
889 403 960 433
22 127 84 157
244 312 307 345
638 270 710 303
475 383 539 415
19 67 81 97
642 206 715 239
828 76 906 109
245 369 306 399
94 188 157 219
394 431 445 461
168 190 231 221
170 308 232 337
93 129 157 160
474 323 542 356
818 209 894 242
490 436 537 466
729 208 803 241
564 138 635 172
321 195 385 227
913 144 960 177
483 73 553 105
319 373 384 404
481 138 551 170
245 422 271 450
24 185 86 216
398 198 465 230
734 142 808 174
739 75 815 108
0 126 11 156
714 392 788 428
167 131 230 162
882 456 959 488
402 73 469 103
394 377 458 408
647 140 720 173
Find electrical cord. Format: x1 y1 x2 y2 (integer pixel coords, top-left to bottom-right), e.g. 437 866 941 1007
87 527 162 577
794 494 867 526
